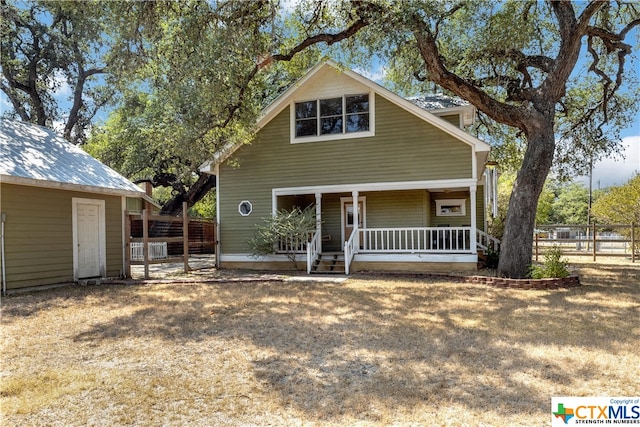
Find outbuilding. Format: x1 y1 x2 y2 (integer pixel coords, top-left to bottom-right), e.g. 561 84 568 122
0 120 149 292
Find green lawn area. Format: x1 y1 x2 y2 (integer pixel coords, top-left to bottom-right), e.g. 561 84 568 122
1 259 638 426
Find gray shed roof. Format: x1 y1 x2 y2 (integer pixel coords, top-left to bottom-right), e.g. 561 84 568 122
0 120 144 196
408 94 470 111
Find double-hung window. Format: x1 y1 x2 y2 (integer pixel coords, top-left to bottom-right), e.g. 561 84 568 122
294 94 371 140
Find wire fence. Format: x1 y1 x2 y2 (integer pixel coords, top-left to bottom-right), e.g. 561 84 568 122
534 223 637 262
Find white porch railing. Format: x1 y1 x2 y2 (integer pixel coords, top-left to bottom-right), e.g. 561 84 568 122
278 227 497 275
359 227 474 253
131 242 168 261
344 229 359 275
477 229 501 253
306 229 321 274
276 232 314 254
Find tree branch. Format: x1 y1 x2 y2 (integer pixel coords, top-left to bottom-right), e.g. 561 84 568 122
410 14 532 130
544 1 605 103
195 6 379 145
495 49 555 74
268 17 371 63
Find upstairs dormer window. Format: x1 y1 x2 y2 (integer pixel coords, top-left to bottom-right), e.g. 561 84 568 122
294 94 371 140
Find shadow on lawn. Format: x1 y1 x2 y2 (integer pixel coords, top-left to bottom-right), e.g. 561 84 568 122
1 284 123 325
64 266 639 421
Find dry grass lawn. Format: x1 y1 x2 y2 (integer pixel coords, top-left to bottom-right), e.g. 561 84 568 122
1 259 639 426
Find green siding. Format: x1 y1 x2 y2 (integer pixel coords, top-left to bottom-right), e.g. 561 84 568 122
126 197 143 213
365 190 427 228
105 195 124 278
0 184 125 289
219 94 475 254
220 188 484 254
430 186 486 231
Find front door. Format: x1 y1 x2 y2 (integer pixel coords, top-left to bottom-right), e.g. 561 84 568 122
342 198 365 247
73 198 106 280
77 203 101 278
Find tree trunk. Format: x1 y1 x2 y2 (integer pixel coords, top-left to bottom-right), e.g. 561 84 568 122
498 123 556 278
160 173 216 216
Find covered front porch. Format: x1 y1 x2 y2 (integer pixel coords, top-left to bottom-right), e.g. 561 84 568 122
273 179 499 274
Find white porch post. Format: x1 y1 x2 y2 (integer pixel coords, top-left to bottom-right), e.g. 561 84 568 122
352 190 359 251
315 192 322 253
470 184 477 253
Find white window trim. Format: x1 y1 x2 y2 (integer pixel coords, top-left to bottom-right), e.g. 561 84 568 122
290 92 375 144
435 199 466 217
238 200 253 216
340 196 367 244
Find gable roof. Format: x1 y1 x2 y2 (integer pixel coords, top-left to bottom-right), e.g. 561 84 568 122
259 60 490 148
204 61 490 171
0 120 145 197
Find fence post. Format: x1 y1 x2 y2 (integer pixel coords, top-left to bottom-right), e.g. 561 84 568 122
535 230 539 261
143 208 149 279
183 201 189 274
592 221 597 262
632 222 636 263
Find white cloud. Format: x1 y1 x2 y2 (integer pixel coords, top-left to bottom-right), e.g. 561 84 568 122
50 70 72 98
354 65 387 84
580 135 640 188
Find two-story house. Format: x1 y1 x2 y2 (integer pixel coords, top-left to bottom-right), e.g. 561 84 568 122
200 61 498 274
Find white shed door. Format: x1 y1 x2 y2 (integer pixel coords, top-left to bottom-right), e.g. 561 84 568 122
77 203 101 278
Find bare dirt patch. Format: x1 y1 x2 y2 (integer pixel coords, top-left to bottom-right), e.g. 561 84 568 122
1 261 638 426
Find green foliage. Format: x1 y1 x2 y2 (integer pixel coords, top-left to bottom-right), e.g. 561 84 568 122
188 191 216 219
529 246 570 279
592 174 640 225
0 0 114 143
248 206 318 270
550 183 590 225
487 172 514 240
85 1 318 213
592 174 640 253
535 181 556 225
555 83 639 180
488 172 556 238
86 91 211 187
484 247 500 270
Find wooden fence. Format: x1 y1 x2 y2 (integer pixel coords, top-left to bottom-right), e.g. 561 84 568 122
125 201 216 279
534 223 637 262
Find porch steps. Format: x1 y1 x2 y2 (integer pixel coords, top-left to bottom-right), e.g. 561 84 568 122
311 253 345 274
